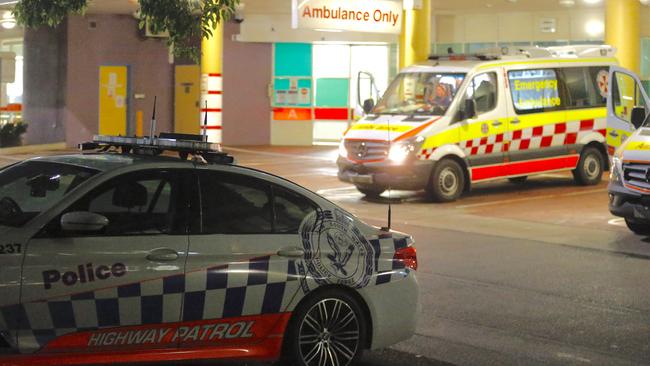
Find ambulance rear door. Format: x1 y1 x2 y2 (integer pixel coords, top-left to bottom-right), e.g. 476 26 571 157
607 66 650 153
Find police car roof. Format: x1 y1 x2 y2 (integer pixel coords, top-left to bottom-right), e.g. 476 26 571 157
30 153 195 172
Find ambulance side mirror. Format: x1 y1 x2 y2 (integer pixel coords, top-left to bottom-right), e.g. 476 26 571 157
61 211 109 233
363 98 375 114
631 106 646 129
463 99 477 120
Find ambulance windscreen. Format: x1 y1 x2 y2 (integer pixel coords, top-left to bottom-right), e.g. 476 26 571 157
373 72 466 116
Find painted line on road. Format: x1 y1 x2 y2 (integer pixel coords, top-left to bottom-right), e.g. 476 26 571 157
224 146 335 162
455 188 606 209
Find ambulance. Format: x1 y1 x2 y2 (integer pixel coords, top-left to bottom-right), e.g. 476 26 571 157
338 46 622 202
606 67 650 234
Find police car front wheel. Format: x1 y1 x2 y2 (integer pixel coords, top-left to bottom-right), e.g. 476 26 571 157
573 147 603 186
283 289 367 366
427 159 465 202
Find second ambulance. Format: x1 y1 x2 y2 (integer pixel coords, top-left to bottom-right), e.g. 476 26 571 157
338 46 624 202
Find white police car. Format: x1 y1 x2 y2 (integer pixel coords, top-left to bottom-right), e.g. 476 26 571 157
0 134 419 366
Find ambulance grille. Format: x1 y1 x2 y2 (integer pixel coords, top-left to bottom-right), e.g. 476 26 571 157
345 140 389 162
623 163 650 190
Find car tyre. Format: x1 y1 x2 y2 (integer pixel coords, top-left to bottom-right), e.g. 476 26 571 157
508 176 528 184
573 147 603 186
356 186 385 198
625 218 650 235
427 159 465 202
282 289 367 366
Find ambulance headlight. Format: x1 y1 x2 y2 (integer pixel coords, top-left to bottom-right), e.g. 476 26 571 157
338 140 348 158
388 136 425 163
610 156 622 182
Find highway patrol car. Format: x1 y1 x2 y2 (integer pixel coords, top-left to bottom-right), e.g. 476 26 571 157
0 134 419 365
339 45 620 202
607 67 650 234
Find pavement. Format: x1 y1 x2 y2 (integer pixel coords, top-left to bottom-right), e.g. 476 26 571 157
1 144 649 366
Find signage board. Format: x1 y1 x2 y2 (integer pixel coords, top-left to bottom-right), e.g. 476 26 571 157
292 0 403 34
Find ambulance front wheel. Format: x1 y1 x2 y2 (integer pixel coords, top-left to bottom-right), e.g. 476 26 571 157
427 159 465 202
624 218 650 235
356 186 385 198
573 147 603 186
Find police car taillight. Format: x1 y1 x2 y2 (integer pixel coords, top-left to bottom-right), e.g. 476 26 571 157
394 246 417 271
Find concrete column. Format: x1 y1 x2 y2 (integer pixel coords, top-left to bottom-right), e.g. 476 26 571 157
606 0 640 73
200 25 223 143
23 24 67 145
399 0 432 69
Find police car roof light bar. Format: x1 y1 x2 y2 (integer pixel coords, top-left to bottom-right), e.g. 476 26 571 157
80 134 234 164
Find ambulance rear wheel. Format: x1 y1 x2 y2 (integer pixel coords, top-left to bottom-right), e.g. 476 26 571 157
573 147 603 186
356 186 385 198
625 218 650 235
283 289 367 366
427 159 465 202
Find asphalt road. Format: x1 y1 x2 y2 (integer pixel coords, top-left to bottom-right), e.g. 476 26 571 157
1 146 649 366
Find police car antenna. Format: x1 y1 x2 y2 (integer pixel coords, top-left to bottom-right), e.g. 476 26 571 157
149 96 157 144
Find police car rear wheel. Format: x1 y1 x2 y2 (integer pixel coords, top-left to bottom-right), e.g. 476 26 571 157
284 290 367 366
624 218 650 235
573 147 603 186
427 159 465 202
356 186 385 198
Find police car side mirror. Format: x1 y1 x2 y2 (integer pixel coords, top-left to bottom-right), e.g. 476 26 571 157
61 212 108 233
464 99 477 120
363 98 375 114
631 106 646 129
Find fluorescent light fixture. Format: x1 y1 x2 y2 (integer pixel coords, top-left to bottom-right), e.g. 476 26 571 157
583 0 602 4
559 0 575 6
314 28 344 33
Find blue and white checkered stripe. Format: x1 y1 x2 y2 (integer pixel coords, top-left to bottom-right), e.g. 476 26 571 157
369 235 411 285
1 255 299 352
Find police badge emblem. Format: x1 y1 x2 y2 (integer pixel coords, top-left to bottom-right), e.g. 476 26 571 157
299 209 375 290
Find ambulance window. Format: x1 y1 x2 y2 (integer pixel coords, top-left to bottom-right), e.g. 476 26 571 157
560 67 606 109
612 71 647 126
508 69 562 114
199 171 273 234
272 186 317 234
466 72 497 114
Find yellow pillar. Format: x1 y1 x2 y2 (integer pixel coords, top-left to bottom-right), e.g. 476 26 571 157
200 25 224 143
606 0 640 73
399 0 432 69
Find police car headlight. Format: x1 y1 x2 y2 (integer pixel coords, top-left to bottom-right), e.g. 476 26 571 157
388 136 424 163
338 140 347 158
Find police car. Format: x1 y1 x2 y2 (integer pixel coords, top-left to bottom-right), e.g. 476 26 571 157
0 134 419 365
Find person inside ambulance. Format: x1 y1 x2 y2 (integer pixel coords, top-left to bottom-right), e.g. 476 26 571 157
425 80 453 113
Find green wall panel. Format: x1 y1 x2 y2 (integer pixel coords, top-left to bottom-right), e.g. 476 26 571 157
274 43 312 77
315 78 349 107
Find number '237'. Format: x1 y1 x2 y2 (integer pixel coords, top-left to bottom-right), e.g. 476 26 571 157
0 243 21 254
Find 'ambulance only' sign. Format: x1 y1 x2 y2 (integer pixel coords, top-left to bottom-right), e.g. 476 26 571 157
292 0 403 34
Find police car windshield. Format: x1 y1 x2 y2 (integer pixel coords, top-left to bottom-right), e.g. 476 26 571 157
373 72 466 116
0 161 98 227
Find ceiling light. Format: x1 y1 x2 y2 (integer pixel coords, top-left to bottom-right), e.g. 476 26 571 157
583 0 602 4
641 0 650 5
0 12 15 29
559 0 575 6
585 19 604 36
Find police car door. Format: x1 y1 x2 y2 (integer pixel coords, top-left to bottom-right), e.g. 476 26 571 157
19 169 193 353
607 66 650 152
181 168 310 350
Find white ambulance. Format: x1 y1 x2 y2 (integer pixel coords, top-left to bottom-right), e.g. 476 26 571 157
338 46 622 202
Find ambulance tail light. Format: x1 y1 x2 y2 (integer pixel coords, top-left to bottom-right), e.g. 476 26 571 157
394 245 418 271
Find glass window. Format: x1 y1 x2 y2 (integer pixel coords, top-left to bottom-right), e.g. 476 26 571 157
509 69 562 114
64 170 184 236
199 171 273 234
273 186 317 234
373 72 466 116
612 71 647 125
0 161 98 227
465 72 498 115
560 67 607 109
